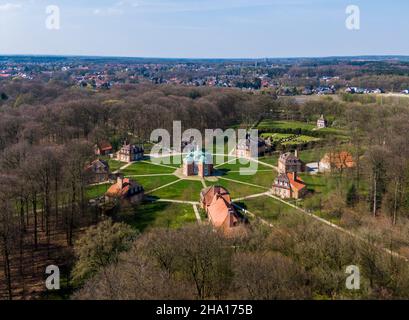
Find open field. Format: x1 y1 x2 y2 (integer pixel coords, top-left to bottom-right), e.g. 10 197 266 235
119 201 197 232
149 179 203 202
85 183 110 199
221 169 276 188
238 195 301 223
121 161 176 175
257 119 350 142
132 175 180 192
258 120 317 131
98 157 126 172
206 178 266 199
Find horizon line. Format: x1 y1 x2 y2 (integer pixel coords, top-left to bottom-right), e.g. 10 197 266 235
1 53 409 61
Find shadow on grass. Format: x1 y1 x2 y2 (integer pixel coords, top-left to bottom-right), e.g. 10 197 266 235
116 200 171 233
213 168 230 176
234 201 248 210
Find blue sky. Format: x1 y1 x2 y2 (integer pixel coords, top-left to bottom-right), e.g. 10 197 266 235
0 0 408 58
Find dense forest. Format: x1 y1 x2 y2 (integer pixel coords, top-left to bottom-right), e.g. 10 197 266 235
2 78 409 299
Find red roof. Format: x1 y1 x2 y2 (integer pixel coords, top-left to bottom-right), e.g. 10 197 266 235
321 151 355 169
97 141 112 151
106 178 140 198
287 173 306 192
201 186 243 233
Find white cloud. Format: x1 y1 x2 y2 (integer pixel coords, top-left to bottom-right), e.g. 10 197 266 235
0 2 22 12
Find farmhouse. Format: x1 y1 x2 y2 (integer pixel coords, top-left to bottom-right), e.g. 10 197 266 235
85 159 110 184
236 134 266 158
319 151 355 172
117 142 144 163
278 151 305 173
183 148 213 177
105 175 144 204
95 141 113 156
200 186 246 235
272 172 307 199
317 114 328 129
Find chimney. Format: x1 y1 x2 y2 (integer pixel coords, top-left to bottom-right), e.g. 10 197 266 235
292 172 297 181
294 149 298 158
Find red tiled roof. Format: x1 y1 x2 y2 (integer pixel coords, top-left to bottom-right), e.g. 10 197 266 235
106 178 139 198
201 186 231 207
287 173 306 192
321 151 355 169
207 196 239 228
97 141 112 151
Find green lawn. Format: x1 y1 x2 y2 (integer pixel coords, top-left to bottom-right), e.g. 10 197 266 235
85 183 110 199
107 159 126 172
282 135 321 146
257 120 316 131
261 133 321 146
238 195 300 224
97 156 126 172
300 171 364 197
119 201 197 232
133 175 180 192
299 173 340 196
257 119 350 143
149 155 184 168
206 178 266 199
298 148 329 163
223 169 276 188
121 161 176 175
149 179 204 202
216 158 270 171
258 154 279 166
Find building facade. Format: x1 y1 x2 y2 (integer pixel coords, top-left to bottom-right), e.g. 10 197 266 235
117 142 144 163
236 134 266 158
183 148 213 177
85 159 110 184
317 115 328 129
105 176 144 205
272 172 307 199
200 186 246 235
95 141 113 156
278 151 305 174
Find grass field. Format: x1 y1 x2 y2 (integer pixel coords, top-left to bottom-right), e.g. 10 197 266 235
149 155 184 167
222 170 276 188
85 183 110 199
238 195 300 223
216 158 270 171
298 148 329 163
258 154 279 166
149 179 204 202
261 133 321 146
206 178 266 199
119 201 197 232
132 175 180 192
257 119 350 143
97 156 125 172
121 161 176 175
257 120 316 131
107 159 125 172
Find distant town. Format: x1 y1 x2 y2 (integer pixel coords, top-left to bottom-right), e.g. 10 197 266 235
1 55 409 95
